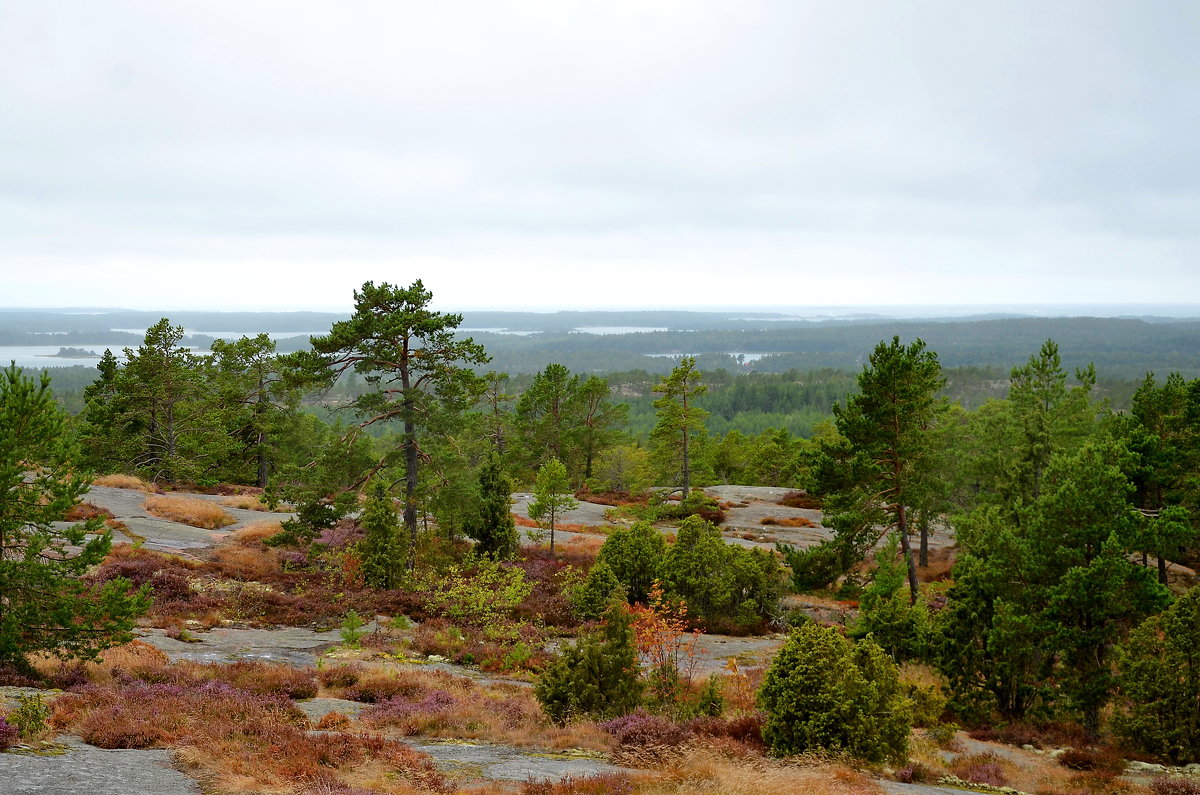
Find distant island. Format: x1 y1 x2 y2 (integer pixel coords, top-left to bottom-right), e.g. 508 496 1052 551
41 347 100 359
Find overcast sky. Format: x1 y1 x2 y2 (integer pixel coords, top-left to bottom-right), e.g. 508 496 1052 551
1 1 1197 313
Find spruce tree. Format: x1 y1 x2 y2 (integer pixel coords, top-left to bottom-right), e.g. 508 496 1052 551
0 365 151 666
466 455 519 559
359 480 404 589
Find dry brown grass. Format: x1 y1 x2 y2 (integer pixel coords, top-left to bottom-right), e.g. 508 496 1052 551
218 494 274 511
563 534 605 558
230 520 285 544
635 748 884 794
514 514 540 528
92 473 153 491
325 664 610 752
916 547 956 582
144 495 236 529
759 516 816 528
29 639 170 685
777 491 822 510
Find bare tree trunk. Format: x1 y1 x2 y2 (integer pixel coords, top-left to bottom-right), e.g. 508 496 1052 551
897 503 920 605
919 509 929 568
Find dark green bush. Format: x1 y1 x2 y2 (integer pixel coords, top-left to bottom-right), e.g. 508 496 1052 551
778 540 845 592
569 560 623 621
661 516 784 632
535 600 642 723
758 623 912 762
595 522 666 604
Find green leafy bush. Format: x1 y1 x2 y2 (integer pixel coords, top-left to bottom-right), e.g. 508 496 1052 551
570 559 623 621
660 515 784 632
535 600 642 723
758 623 912 762
9 694 50 738
595 522 666 604
777 540 845 592
418 556 532 627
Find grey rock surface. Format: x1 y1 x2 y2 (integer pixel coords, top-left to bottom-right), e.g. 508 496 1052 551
138 625 364 667
0 736 200 795
407 739 629 783
880 783 973 795
294 697 367 722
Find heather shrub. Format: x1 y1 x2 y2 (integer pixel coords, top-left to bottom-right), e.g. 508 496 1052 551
1057 746 1126 774
316 711 350 730
1152 778 1200 795
520 773 636 795
686 712 767 749
317 664 362 689
52 676 446 792
88 546 201 609
894 761 938 784
201 660 318 699
535 600 641 723
344 671 422 703
599 710 689 752
950 753 1008 787
0 716 17 749
758 623 912 763
361 690 458 735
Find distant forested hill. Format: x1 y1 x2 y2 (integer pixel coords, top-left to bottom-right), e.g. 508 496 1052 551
6 309 1196 424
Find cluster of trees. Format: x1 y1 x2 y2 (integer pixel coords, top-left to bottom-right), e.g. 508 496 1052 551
574 516 785 633
77 320 310 487
789 336 1200 753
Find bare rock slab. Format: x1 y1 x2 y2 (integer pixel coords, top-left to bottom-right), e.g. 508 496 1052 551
0 736 200 795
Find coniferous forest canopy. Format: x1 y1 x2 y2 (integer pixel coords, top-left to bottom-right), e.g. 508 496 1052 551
4 290 1200 792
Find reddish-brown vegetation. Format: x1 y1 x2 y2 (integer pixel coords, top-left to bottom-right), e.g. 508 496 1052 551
777 490 822 509
759 516 816 528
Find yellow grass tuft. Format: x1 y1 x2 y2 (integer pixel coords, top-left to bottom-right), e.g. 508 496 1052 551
218 494 274 512
92 473 153 491
144 495 236 530
231 520 284 544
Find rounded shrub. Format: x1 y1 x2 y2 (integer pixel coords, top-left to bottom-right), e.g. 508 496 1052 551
757 622 912 763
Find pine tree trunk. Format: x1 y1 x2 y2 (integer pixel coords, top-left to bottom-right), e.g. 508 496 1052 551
919 510 929 568
897 503 920 605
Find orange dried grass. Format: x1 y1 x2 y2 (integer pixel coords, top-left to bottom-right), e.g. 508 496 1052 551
144 495 236 529
231 520 285 544
92 473 153 491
